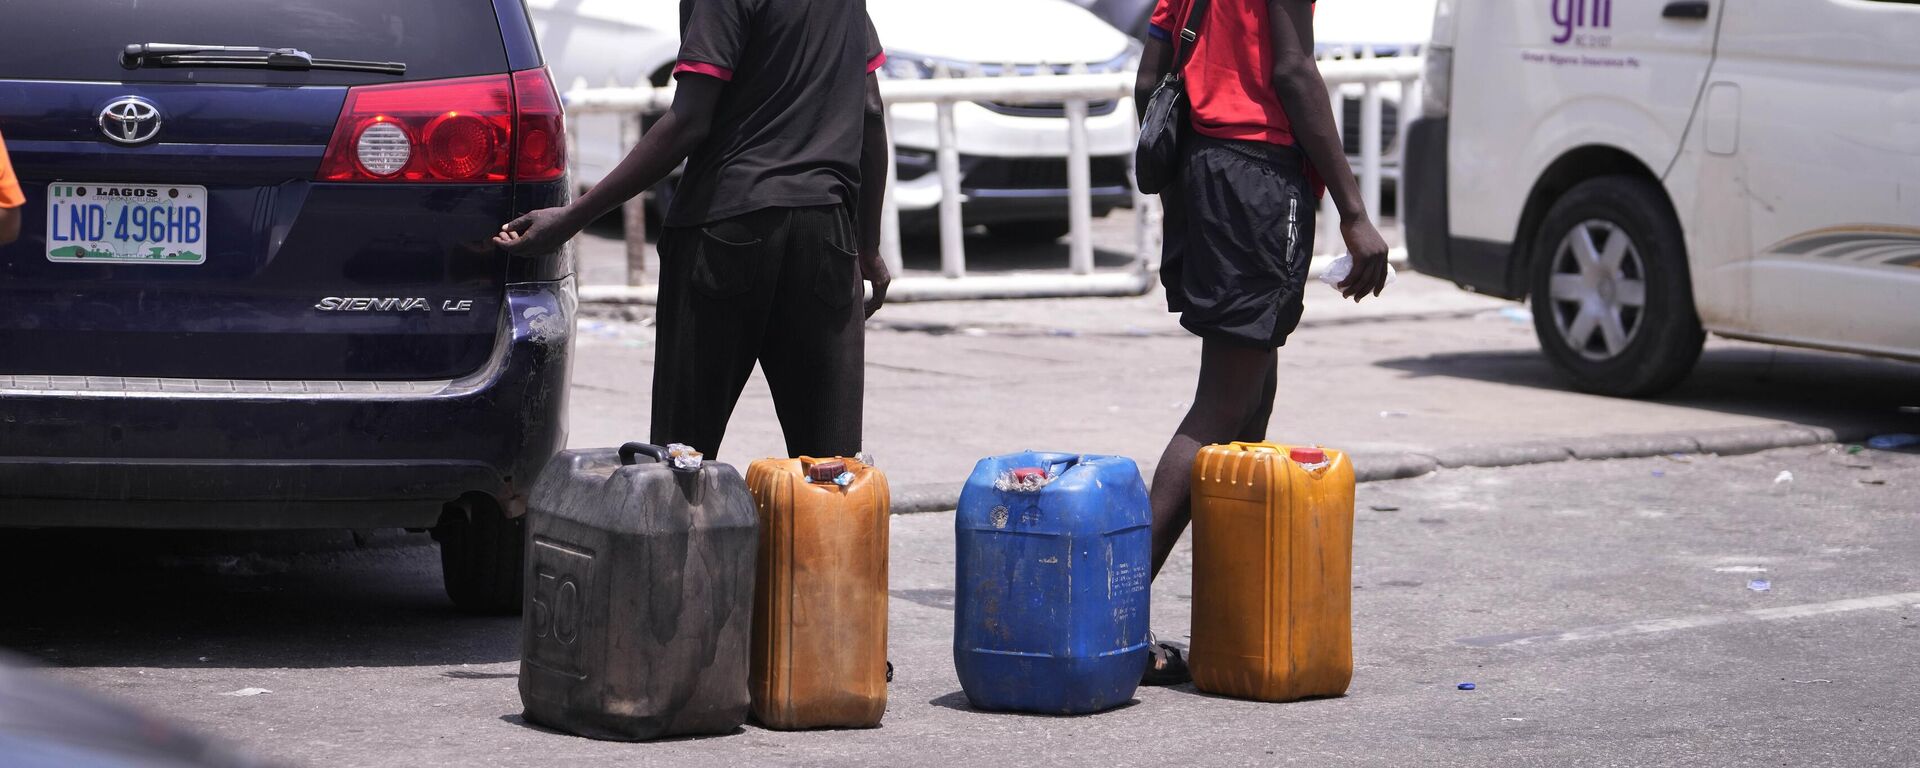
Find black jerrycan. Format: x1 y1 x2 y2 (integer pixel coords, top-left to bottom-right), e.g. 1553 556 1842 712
518 442 760 741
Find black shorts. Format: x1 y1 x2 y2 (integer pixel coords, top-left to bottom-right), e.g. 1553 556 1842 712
1160 135 1318 348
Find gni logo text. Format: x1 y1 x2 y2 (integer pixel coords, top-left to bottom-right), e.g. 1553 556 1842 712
1552 0 1613 45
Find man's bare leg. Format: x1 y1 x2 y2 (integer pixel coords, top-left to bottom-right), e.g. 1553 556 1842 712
1147 338 1279 580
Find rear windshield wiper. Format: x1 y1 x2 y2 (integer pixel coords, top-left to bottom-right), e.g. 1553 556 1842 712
122 43 406 76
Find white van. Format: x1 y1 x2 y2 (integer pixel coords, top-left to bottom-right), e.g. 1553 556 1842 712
1405 0 1920 396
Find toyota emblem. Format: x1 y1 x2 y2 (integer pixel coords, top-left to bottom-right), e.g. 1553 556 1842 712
98 96 162 145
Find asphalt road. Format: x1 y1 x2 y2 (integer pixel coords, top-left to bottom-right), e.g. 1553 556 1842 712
6 225 1918 766
3 446 1916 767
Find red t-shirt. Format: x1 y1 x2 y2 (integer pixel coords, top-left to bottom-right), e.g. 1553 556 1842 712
1149 0 1309 147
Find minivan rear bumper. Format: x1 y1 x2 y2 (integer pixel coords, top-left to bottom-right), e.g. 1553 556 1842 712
0 278 575 530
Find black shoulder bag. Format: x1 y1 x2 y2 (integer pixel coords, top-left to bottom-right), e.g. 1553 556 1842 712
1134 0 1213 195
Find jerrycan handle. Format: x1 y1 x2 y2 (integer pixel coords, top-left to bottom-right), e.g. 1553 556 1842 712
618 442 668 465
624 442 704 473
1228 442 1282 453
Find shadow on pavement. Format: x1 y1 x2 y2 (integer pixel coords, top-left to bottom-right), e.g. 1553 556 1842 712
497 713 748 742
0 530 517 670
927 690 1141 717
1374 345 1920 437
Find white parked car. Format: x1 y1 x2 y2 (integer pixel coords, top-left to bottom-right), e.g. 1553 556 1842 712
529 0 1138 241
1406 0 1920 396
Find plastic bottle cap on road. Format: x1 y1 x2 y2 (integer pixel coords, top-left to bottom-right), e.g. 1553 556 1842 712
1289 448 1327 465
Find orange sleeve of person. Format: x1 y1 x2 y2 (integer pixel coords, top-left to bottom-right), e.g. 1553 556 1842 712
0 130 25 209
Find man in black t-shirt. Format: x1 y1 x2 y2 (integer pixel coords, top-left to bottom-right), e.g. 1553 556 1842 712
498 0 891 460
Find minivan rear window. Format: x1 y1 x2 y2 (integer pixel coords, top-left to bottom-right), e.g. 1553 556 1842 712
0 0 509 85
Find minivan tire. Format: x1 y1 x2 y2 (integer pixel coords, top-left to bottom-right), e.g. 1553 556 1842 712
434 495 524 615
1528 175 1704 398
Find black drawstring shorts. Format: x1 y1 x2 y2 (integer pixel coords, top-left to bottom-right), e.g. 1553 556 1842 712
1160 135 1318 348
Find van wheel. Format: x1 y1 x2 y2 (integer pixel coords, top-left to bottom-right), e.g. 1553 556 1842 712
433 495 523 615
1528 175 1704 397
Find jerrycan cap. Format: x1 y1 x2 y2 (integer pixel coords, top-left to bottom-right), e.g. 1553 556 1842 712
807 459 848 483
1010 467 1048 483
1289 447 1328 465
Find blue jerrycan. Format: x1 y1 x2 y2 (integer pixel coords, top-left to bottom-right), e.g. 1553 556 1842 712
518 442 759 741
954 451 1152 714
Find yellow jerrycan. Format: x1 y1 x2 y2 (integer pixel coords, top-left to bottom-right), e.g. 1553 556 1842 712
1189 442 1354 702
744 456 890 729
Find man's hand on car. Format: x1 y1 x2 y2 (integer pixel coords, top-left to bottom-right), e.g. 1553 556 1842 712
859 247 891 319
495 206 582 255
1336 217 1391 302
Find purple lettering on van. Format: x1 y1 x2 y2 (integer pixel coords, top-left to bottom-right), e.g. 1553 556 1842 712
1551 0 1610 45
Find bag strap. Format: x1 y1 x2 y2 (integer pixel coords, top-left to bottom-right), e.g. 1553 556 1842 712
1172 0 1214 73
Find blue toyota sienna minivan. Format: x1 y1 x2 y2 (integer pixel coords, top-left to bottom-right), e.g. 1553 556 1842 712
0 0 574 612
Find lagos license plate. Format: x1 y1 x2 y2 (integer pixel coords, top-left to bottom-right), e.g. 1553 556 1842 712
45 183 208 265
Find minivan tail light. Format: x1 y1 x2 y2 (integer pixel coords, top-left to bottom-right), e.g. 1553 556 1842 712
511 68 568 182
319 75 513 182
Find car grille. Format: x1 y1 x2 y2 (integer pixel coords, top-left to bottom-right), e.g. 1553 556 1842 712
962 156 1133 192
977 100 1121 119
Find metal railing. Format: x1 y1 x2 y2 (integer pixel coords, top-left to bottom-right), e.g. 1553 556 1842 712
564 55 1422 303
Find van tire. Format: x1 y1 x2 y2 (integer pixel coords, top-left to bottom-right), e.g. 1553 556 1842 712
1528 175 1704 398
434 495 524 615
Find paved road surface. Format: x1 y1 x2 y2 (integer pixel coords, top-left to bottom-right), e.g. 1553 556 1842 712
6 228 1918 766
4 447 1916 766
566 257 1920 495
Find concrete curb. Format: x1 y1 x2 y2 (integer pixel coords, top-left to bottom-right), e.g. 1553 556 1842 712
887 423 1872 515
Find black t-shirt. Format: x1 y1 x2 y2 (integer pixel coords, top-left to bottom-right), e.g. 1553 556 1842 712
667 0 885 227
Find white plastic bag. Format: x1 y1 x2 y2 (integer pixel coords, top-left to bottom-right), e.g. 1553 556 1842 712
1317 253 1397 292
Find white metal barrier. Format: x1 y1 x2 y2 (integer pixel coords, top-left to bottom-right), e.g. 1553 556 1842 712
564 55 1421 304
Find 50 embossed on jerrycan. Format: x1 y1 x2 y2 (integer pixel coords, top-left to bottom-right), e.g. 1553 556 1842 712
954 452 1151 714
519 443 759 741
745 456 891 730
1190 442 1355 702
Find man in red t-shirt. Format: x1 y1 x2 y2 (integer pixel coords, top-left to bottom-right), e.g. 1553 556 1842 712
1133 0 1390 685
0 129 24 245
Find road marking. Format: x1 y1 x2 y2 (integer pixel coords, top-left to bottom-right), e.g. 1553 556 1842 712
1457 591 1920 648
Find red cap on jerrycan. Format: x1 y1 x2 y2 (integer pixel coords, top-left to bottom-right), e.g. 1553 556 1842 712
807 459 848 482
1010 467 1048 483
1289 448 1328 465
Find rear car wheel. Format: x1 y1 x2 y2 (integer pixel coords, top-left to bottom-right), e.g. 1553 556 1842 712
434 495 524 615
1529 175 1704 397
986 220 1071 243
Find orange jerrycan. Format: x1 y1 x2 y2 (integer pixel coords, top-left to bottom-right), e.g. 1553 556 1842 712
1190 442 1354 702
744 456 891 729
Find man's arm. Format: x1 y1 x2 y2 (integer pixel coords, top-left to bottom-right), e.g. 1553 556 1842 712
856 73 892 318
1267 0 1390 300
1134 36 1172 121
0 207 18 246
495 74 725 254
